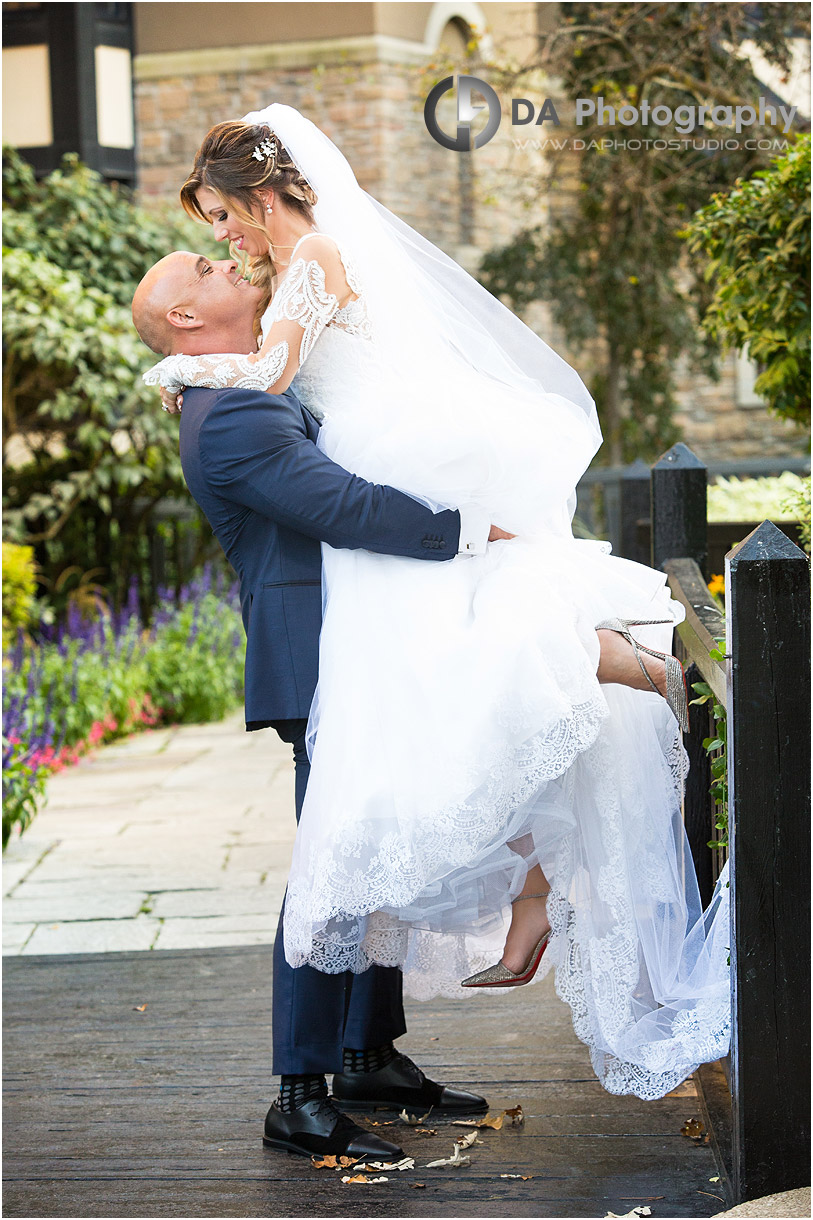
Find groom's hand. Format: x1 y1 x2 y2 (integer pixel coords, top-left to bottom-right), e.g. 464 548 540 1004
489 525 516 541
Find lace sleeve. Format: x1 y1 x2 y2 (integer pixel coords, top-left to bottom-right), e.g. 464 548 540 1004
143 343 290 395
143 242 347 398
270 254 340 365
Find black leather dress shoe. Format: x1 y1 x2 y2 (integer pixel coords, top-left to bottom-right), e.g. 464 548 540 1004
263 1096 404 1159
332 1052 488 1114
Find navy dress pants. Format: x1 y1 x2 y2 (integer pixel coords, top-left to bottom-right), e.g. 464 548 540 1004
270 719 407 1075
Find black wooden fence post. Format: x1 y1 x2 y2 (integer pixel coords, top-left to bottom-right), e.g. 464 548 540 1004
726 520 811 1202
651 443 708 576
619 459 651 564
651 443 712 901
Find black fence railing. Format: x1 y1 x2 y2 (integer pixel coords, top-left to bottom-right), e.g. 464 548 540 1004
644 443 811 1207
575 452 810 572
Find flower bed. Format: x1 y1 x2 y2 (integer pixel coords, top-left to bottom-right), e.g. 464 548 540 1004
2 566 245 848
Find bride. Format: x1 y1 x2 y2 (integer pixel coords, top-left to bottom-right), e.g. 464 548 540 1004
147 103 730 1100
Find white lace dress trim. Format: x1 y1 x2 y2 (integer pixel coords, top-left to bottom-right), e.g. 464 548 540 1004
143 346 289 395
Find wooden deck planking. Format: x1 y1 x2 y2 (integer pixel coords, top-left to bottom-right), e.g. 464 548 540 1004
3 945 724 1218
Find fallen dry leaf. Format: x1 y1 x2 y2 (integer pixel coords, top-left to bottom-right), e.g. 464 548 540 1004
415 1127 437 1136
354 1158 415 1173
454 1105 524 1130
709 1176 720 1183
454 1112 505 1130
500 1174 533 1180
368 1118 397 1127
680 1116 705 1139
411 1183 427 1189
311 1155 358 1170
604 1209 652 1218
399 1108 432 1125
426 1151 471 1169
133 1004 147 1012
425 1132 478 1168
456 1131 480 1150
341 1174 389 1184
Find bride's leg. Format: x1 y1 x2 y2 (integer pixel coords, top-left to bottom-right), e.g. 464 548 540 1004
501 862 551 974
596 628 667 695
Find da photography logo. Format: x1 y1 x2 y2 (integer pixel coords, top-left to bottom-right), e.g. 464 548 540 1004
424 80 797 152
424 75 501 151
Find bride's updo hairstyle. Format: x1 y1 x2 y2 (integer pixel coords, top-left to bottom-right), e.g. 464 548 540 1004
180 121 317 297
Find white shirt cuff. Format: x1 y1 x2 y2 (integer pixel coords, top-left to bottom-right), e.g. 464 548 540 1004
457 504 490 555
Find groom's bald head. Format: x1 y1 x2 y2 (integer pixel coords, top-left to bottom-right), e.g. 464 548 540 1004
132 252 263 356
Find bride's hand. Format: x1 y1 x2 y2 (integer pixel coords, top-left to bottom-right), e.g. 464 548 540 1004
160 386 183 415
489 525 516 541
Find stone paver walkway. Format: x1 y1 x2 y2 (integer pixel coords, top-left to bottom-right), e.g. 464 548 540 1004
2 714 294 956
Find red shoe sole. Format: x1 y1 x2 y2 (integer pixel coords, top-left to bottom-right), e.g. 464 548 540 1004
467 934 550 988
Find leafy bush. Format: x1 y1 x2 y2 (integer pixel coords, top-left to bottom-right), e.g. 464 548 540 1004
2 148 218 612
2 542 37 650
707 472 810 522
2 567 245 848
684 136 811 426
2 738 48 848
781 476 811 554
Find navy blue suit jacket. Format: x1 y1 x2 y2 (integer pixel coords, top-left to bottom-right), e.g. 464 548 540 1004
178 385 462 725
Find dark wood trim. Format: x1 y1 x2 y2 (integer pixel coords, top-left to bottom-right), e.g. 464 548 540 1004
651 443 708 577
3 2 135 184
726 520 811 1201
664 557 726 704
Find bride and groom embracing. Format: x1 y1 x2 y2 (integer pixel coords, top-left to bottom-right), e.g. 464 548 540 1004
131 103 730 1162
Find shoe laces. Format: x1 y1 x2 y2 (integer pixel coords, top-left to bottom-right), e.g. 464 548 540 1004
393 1052 426 1086
317 1095 360 1134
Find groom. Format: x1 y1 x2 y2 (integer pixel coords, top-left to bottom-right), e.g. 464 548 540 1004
133 252 498 1161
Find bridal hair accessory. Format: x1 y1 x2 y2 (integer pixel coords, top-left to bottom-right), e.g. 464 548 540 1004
252 136 276 165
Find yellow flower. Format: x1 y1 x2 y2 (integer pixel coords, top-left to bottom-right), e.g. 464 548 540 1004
708 574 725 597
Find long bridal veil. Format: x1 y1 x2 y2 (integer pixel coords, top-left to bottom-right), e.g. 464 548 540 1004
241 103 603 531
239 102 731 1100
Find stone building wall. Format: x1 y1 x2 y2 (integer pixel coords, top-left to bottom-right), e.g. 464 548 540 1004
673 356 807 464
132 50 532 260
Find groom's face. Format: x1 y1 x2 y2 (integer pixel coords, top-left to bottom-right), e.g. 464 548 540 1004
169 252 263 330
133 251 264 356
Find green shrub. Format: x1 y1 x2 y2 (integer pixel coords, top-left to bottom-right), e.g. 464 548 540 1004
2 738 48 849
144 594 245 725
707 472 810 522
2 148 218 612
2 542 37 650
684 136 811 426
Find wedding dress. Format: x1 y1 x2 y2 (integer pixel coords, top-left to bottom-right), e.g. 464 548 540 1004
147 104 730 1100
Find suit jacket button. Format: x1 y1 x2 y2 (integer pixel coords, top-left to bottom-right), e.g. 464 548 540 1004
439 541 446 549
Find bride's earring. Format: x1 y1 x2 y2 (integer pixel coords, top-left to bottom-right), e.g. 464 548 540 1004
266 204 273 214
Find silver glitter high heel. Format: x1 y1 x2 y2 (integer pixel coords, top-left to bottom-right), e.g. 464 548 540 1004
595 617 690 733
461 892 551 989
